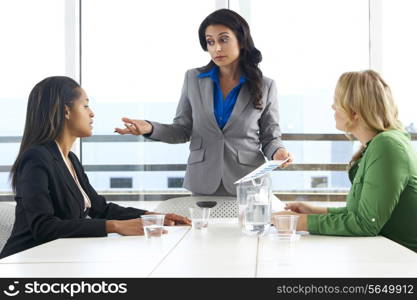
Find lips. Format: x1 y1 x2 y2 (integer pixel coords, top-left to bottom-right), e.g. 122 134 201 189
215 56 226 60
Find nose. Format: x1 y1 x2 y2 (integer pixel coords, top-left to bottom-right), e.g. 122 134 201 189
90 110 95 118
331 104 336 111
216 44 222 52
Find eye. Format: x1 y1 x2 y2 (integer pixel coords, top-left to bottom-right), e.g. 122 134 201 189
206 39 214 46
220 37 229 43
84 105 89 108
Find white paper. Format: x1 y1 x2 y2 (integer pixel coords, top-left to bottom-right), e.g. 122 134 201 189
234 159 289 184
270 194 286 212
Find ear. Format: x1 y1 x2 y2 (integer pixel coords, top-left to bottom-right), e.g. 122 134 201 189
64 105 71 120
352 111 360 120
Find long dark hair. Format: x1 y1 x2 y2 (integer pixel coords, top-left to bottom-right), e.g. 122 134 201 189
10 76 81 190
198 9 264 109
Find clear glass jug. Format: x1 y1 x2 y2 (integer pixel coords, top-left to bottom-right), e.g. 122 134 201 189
236 174 272 235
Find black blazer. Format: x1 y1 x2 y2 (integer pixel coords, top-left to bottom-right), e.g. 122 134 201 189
0 141 146 258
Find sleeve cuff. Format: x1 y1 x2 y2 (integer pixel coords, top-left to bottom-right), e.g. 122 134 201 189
266 143 285 160
85 218 108 237
142 120 155 139
307 214 320 234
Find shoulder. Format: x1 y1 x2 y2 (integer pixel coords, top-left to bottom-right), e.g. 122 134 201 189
262 75 274 85
20 144 53 163
186 68 201 76
370 130 410 150
259 76 277 102
183 68 201 81
367 130 411 160
181 68 204 87
17 143 56 173
260 75 276 91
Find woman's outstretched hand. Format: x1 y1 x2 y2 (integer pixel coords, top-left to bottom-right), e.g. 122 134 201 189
114 117 153 136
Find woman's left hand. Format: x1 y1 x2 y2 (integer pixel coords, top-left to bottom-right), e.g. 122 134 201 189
146 212 191 226
163 213 192 226
273 148 294 168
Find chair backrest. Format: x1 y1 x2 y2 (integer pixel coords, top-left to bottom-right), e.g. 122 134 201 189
154 196 238 218
0 203 16 252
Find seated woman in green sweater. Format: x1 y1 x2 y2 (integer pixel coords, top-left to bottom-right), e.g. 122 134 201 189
276 70 417 253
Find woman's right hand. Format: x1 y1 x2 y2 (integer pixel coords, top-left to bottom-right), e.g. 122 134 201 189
106 218 167 236
114 117 153 136
284 202 327 215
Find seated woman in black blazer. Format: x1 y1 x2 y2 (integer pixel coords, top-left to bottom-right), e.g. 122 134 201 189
0 76 190 258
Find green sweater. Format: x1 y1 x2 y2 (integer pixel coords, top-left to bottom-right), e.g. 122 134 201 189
308 130 417 253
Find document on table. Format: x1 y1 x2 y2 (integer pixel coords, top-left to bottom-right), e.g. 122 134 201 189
234 159 289 184
271 194 286 212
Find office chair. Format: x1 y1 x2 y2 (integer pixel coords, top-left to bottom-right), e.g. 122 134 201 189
0 203 15 252
154 196 238 218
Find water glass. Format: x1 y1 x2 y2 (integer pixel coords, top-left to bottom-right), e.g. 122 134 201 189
189 207 211 230
141 214 165 238
272 215 299 236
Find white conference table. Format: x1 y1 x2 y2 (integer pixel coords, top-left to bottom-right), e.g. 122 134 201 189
1 219 416 278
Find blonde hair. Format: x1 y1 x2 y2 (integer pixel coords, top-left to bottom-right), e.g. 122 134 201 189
334 70 403 165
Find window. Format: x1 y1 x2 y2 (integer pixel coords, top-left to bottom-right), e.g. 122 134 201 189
0 0 70 193
110 178 133 189
2 1 416 200
380 0 417 131
230 0 369 192
81 0 218 197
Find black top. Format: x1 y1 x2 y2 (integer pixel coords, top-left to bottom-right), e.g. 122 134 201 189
0 141 146 258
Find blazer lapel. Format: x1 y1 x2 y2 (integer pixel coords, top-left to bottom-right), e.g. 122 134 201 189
222 84 251 131
45 141 85 213
69 153 90 197
198 77 222 133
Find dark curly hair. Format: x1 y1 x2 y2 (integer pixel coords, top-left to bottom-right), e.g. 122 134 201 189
198 9 264 109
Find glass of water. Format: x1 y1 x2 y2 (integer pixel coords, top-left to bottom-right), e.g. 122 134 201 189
141 215 165 239
272 215 299 236
189 207 211 230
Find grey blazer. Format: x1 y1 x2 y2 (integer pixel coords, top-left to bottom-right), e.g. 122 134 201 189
147 68 283 195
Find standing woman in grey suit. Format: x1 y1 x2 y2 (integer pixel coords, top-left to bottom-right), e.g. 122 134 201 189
115 9 293 196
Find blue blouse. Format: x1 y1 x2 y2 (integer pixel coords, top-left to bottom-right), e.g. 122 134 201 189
198 66 246 129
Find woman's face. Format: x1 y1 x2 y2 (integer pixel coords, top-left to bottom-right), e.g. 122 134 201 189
66 88 94 138
205 24 240 68
332 103 353 132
